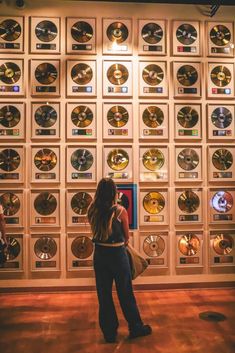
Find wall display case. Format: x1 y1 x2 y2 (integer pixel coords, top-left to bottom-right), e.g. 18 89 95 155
206 21 234 57
139 61 168 97
103 103 133 140
0 190 24 228
209 188 235 224
207 104 235 140
103 60 133 97
31 145 60 183
208 145 235 183
66 189 94 226
67 233 93 271
209 230 235 267
0 16 24 53
30 17 60 54
139 189 168 226
138 19 166 56
103 146 133 182
31 102 60 140
175 188 203 224
30 189 60 227
30 59 60 97
139 231 168 267
66 102 96 140
139 103 168 140
173 61 201 98
66 146 96 183
139 146 168 182
66 17 96 54
30 233 60 271
174 103 202 140
176 231 203 267
175 145 202 182
172 20 201 56
0 102 25 141
102 18 132 54
66 60 96 97
0 233 23 271
0 145 24 184
0 59 24 97
207 62 234 99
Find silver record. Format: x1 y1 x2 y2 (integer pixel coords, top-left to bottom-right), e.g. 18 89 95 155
34 236 57 260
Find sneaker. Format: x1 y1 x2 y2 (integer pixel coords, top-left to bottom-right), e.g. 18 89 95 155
129 324 152 339
103 333 117 343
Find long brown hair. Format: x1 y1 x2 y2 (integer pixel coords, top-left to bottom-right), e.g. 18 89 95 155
88 178 117 242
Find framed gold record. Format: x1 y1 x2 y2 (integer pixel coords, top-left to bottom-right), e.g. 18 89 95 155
103 145 133 181
176 231 203 268
0 189 24 227
0 102 25 140
139 103 169 140
138 19 166 55
0 59 24 97
139 61 168 97
66 102 96 140
206 21 234 57
140 189 168 225
66 17 96 54
103 103 133 140
103 60 132 97
67 233 93 271
209 230 235 267
30 189 60 227
67 146 96 183
175 188 203 224
67 60 96 97
30 17 60 54
66 189 95 226
30 59 60 97
207 104 235 140
31 145 60 183
0 16 24 53
207 62 234 99
175 145 202 181
30 233 60 271
173 61 201 98
0 145 24 184
103 18 132 54
172 20 201 56
0 233 24 272
208 145 235 182
140 231 168 268
174 103 202 140
139 146 168 182
31 102 60 140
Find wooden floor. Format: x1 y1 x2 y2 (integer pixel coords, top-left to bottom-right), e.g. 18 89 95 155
0 288 235 353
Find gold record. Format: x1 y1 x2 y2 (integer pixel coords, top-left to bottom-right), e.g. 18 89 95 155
34 192 57 215
178 234 200 256
142 148 165 171
0 105 20 128
143 234 165 257
0 62 21 84
107 63 129 85
34 148 57 171
106 22 128 43
71 149 93 171
35 63 57 85
177 65 198 86
0 192 20 216
178 190 200 213
212 191 233 213
35 20 58 42
71 63 93 85
177 106 199 128
107 149 129 171
176 23 197 45
213 234 234 255
210 25 231 46
142 106 164 128
142 64 164 86
35 105 57 128
211 107 232 129
210 65 231 87
71 21 93 43
177 148 199 171
141 23 163 44
143 191 165 214
34 237 57 260
0 19 21 41
71 105 93 128
5 236 20 260
71 236 93 259
107 105 129 127
212 148 233 171
71 192 92 215
0 148 20 172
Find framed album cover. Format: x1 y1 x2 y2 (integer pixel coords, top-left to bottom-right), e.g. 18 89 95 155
117 183 137 229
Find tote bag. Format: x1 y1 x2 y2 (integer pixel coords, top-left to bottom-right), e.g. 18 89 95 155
126 243 149 280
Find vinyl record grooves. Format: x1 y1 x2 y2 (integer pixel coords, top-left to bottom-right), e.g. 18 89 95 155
0 192 20 216
143 191 165 214
0 62 21 84
212 191 233 213
142 148 165 171
71 192 92 215
177 65 198 86
177 148 199 171
107 105 129 127
143 106 164 128
35 105 57 127
143 235 165 257
141 23 163 44
178 234 200 256
107 149 129 171
177 106 199 128
210 25 231 46
35 63 58 85
212 149 233 170
176 23 197 45
34 237 57 260
71 236 93 259
71 63 93 85
71 21 93 43
0 148 20 172
178 190 200 213
71 149 93 171
34 148 57 171
35 20 58 42
6 236 20 260
0 19 21 41
107 64 129 85
34 192 57 215
210 65 231 87
213 234 234 255
211 107 232 129
71 105 93 127
0 105 21 128
142 64 164 86
107 22 128 43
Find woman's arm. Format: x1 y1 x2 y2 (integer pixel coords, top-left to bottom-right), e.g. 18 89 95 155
118 206 130 245
0 210 7 244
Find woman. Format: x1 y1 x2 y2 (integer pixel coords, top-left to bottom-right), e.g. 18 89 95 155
88 178 152 343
